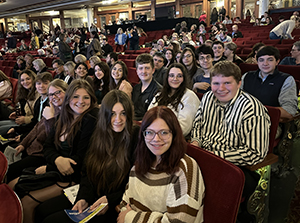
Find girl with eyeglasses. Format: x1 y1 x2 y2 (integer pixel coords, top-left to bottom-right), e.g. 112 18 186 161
148 63 200 138
117 106 204 223
18 79 98 223
7 79 68 189
35 90 139 223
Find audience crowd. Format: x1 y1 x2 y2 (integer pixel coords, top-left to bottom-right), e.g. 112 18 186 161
0 10 300 223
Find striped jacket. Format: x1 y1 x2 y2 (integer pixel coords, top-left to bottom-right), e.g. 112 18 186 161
191 89 270 166
121 154 205 223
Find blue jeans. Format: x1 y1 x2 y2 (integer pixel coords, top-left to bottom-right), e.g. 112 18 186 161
269 32 280 40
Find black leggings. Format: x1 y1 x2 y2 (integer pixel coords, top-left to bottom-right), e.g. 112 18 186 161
6 155 46 183
35 194 119 223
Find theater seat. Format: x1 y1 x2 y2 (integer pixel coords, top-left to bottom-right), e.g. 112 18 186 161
127 67 140 86
123 59 135 68
187 144 244 223
246 106 280 222
0 152 8 183
239 63 258 75
0 184 23 223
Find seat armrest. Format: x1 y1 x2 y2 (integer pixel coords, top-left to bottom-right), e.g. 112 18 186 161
246 153 278 171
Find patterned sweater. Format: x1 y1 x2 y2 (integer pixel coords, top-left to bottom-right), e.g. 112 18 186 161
121 154 205 223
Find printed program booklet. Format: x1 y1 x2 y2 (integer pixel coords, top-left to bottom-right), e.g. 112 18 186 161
65 203 108 223
63 184 80 205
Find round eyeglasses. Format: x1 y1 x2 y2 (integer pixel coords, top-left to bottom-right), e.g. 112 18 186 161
143 129 172 140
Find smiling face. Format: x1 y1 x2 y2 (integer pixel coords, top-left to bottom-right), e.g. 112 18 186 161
198 53 213 70
94 65 104 80
69 88 91 117
111 102 126 132
182 51 193 67
136 63 154 83
76 64 88 78
257 55 279 77
36 80 50 96
33 63 40 72
212 44 225 59
211 75 241 104
168 67 184 91
144 118 173 163
111 64 123 83
165 50 173 61
20 73 33 90
48 86 65 107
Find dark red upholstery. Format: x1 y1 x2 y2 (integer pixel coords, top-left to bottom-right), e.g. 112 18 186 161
265 106 281 152
277 65 300 81
0 184 23 223
239 63 258 75
0 151 8 183
127 67 140 86
187 144 245 223
9 77 19 104
123 59 135 68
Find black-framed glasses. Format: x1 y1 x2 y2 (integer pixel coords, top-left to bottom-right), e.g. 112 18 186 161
143 129 172 140
48 90 63 98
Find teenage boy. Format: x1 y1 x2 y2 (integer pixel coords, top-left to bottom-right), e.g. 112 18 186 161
212 40 226 65
7 72 53 137
191 61 270 223
106 52 118 68
152 51 167 85
132 54 162 121
241 46 298 123
193 45 214 93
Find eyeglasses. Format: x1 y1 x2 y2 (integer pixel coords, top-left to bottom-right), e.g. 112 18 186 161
48 90 63 98
168 74 183 79
199 55 212 61
291 49 299 52
143 129 172 140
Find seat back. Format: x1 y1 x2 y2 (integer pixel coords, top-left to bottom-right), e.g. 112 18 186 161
8 77 19 104
0 151 8 183
0 184 23 223
187 144 245 223
265 106 281 152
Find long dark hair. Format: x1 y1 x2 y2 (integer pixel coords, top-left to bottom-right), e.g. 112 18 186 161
93 62 110 97
17 69 37 102
85 90 134 194
74 62 89 79
179 47 198 80
165 49 175 68
54 79 97 148
247 42 265 59
109 61 129 90
155 63 188 112
135 106 186 176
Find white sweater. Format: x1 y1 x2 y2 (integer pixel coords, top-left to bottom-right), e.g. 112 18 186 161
122 154 205 223
148 89 200 136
